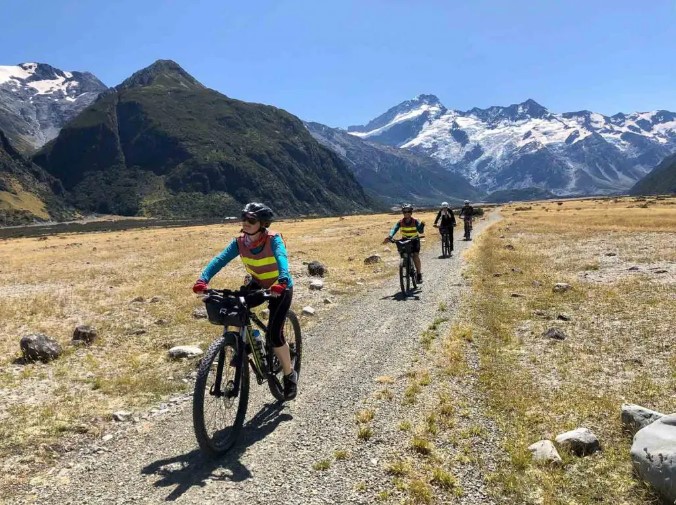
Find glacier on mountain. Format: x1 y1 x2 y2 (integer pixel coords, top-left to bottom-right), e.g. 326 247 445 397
348 96 676 195
0 62 107 152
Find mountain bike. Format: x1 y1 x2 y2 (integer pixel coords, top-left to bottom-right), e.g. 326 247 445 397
392 238 419 294
435 224 453 258
461 216 472 241
192 287 302 457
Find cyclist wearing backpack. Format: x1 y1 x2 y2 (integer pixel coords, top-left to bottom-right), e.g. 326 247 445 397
384 204 425 283
459 200 474 240
192 202 298 400
433 201 456 254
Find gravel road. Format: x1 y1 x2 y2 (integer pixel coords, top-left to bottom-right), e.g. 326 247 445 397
17 214 500 505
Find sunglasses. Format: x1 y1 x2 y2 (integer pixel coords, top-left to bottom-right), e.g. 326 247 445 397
402 211 412 214
241 216 259 225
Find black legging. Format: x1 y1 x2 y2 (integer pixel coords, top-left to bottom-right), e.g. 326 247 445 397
246 286 293 347
267 287 293 347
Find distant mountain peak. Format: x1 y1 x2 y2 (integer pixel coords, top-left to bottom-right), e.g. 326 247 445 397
468 98 550 122
117 59 204 90
347 93 446 140
413 93 442 104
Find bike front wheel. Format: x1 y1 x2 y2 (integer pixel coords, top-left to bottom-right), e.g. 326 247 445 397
409 257 417 290
267 310 303 401
193 333 249 457
399 257 407 294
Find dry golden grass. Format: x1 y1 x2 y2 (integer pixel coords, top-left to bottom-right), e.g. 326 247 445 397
0 189 50 219
460 195 676 504
0 211 439 487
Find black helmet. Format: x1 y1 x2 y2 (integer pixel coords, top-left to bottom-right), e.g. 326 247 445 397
242 202 274 225
401 203 413 213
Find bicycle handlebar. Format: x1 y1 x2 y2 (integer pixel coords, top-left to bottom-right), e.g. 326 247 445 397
203 287 270 299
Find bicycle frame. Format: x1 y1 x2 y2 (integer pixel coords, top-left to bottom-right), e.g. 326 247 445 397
225 308 271 397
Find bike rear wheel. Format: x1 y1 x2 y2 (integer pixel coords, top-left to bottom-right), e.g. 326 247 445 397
267 310 303 401
193 333 249 456
441 232 451 257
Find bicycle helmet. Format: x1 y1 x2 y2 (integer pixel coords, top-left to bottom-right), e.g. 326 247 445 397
464 200 470 204
401 203 413 213
241 202 274 227
441 202 449 208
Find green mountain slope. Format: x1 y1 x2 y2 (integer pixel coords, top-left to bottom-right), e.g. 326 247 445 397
629 153 676 195
33 60 377 217
0 130 72 225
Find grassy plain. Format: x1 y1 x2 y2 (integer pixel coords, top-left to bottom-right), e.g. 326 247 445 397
455 195 675 504
0 211 439 491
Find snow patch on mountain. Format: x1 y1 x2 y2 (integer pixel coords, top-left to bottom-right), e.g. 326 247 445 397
349 96 676 195
0 62 107 151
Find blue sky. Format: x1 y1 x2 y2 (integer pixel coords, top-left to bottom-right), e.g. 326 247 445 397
2 0 675 128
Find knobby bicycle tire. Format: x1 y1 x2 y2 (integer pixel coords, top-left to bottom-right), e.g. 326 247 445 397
399 256 407 294
267 309 303 401
193 333 249 457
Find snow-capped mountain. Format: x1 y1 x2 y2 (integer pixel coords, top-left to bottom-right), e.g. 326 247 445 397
348 96 676 195
0 63 107 152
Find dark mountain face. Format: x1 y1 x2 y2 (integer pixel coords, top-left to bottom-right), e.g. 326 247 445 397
32 60 376 218
630 153 676 195
0 130 71 225
0 63 107 153
306 121 482 205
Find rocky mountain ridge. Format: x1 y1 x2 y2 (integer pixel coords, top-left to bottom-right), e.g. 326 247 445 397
0 63 107 152
349 95 676 195
306 121 482 205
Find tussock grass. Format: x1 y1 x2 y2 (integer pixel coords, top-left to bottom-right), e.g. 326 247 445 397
357 425 373 441
312 459 331 471
461 196 676 504
334 449 349 460
355 409 375 424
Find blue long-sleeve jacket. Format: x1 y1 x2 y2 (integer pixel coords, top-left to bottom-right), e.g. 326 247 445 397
199 235 294 287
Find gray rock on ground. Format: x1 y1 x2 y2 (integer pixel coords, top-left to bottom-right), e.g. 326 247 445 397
112 411 133 422
364 255 381 265
528 440 562 465
307 261 327 277
167 346 203 359
309 279 324 290
555 427 601 456
553 282 572 293
192 307 208 319
302 306 316 315
20 333 63 362
543 327 567 340
631 413 676 504
72 325 98 345
622 404 664 436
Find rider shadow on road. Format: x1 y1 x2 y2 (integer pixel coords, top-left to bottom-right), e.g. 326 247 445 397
381 289 421 301
141 401 291 501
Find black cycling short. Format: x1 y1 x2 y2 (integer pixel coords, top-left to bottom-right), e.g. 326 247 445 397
410 237 421 254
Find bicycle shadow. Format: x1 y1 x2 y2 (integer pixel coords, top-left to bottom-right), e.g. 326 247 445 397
141 401 291 501
381 289 421 301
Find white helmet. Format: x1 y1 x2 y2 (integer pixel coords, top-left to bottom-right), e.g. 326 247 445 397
464 200 470 204
441 202 449 208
